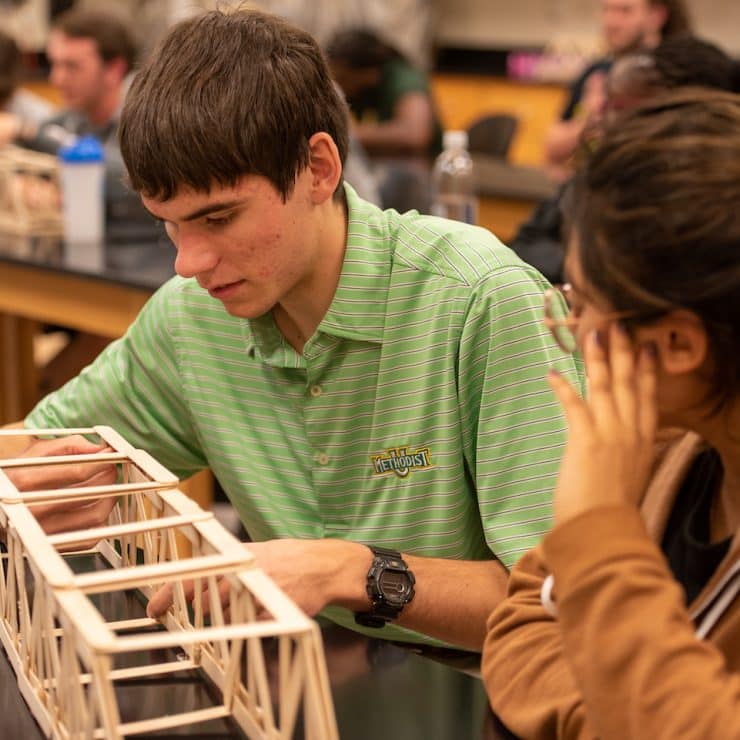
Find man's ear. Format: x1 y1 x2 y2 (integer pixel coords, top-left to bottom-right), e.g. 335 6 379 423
307 132 342 204
104 56 129 87
637 310 708 375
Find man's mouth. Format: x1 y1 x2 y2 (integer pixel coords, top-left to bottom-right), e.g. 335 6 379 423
207 280 244 299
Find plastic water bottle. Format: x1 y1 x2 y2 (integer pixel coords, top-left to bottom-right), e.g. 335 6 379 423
430 130 478 225
58 135 105 269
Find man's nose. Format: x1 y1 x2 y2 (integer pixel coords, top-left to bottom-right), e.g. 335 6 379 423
172 230 219 279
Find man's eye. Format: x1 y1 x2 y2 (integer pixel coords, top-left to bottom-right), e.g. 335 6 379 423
205 213 234 227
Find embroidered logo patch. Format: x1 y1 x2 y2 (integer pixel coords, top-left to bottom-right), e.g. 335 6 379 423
371 446 434 478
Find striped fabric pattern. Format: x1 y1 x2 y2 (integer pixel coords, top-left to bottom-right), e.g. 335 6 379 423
27 184 581 643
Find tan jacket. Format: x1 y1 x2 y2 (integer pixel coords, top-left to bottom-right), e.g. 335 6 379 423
482 432 740 740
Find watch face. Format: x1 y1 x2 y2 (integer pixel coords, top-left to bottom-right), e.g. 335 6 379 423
379 569 411 606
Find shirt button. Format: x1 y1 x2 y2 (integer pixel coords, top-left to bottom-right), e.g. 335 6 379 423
310 385 322 397
317 452 329 466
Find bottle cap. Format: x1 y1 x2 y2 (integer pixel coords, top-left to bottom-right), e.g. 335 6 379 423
443 130 468 151
59 135 105 163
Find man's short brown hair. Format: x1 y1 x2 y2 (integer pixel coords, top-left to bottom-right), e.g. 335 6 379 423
119 9 350 202
52 8 137 73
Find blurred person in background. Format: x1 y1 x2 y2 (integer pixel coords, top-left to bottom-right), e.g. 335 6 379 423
326 28 443 212
327 28 442 159
544 0 692 182
0 7 159 242
510 35 733 285
0 9 162 397
2 9 134 157
0 29 53 127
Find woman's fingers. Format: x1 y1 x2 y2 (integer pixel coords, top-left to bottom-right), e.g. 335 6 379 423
608 322 639 428
583 329 618 431
637 343 659 441
547 368 592 432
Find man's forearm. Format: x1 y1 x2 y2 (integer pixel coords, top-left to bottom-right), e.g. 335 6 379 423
325 540 508 651
396 554 508 651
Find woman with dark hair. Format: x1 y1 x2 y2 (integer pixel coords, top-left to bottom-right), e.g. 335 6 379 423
483 89 740 739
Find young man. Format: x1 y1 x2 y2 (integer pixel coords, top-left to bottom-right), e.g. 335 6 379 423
544 0 691 181
8 9 579 651
5 8 135 154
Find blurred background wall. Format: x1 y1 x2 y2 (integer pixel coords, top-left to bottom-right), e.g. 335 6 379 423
2 0 736 58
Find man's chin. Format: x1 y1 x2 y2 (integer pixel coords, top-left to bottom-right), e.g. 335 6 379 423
219 301 272 321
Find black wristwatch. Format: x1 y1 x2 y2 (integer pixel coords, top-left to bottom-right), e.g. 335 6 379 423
354 546 415 628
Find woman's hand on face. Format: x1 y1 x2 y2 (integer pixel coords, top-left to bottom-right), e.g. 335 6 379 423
547 322 658 527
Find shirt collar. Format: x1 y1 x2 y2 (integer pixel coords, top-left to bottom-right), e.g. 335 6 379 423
244 183 392 359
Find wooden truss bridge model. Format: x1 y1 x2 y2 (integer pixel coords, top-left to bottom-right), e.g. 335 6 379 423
0 145 63 237
0 426 338 739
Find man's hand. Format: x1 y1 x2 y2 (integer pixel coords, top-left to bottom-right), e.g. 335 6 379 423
547 323 658 526
5 435 118 534
147 538 371 619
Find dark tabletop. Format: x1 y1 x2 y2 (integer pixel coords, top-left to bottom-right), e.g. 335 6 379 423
0 552 517 740
0 621 516 740
0 233 175 292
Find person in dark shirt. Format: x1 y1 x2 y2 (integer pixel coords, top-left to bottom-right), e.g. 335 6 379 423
326 28 443 158
512 35 734 285
545 0 692 182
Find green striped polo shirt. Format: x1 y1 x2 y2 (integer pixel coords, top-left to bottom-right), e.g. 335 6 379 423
27 184 580 643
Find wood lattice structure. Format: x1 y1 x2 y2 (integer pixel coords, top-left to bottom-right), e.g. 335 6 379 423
0 145 63 237
0 426 338 739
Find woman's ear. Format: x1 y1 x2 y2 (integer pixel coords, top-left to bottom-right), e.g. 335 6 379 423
307 132 342 204
637 310 709 375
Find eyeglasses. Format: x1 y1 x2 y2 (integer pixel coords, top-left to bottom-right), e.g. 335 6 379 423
543 284 579 354
543 284 661 354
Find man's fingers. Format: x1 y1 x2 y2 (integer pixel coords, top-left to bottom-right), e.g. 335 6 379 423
147 582 176 618
152 577 232 619
197 577 232 617
35 496 119 536
148 578 199 619
8 437 117 491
